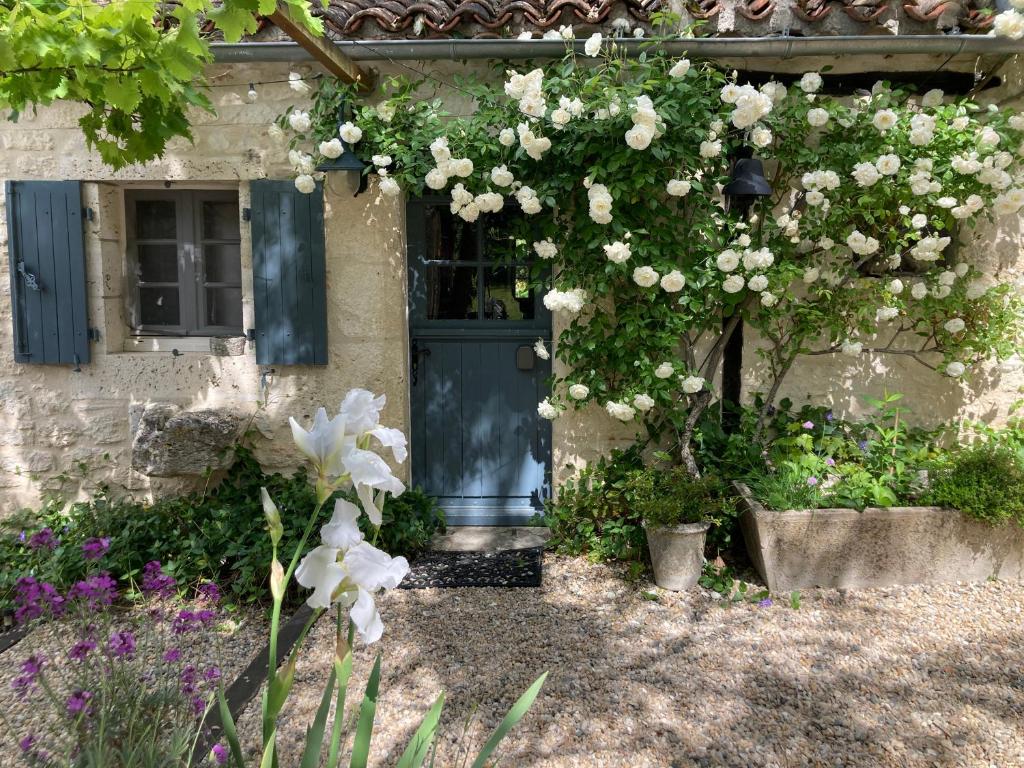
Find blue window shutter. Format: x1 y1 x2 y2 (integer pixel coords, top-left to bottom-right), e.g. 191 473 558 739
5 181 89 365
249 179 328 366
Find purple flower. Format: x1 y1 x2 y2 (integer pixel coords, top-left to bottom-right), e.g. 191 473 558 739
69 641 96 662
28 528 58 551
141 561 176 597
18 735 35 753
108 631 136 659
758 598 773 608
14 578 65 624
180 665 198 696
203 666 221 682
192 695 206 717
173 608 218 635
81 537 110 561
68 573 118 610
211 743 228 765
12 655 45 696
197 582 220 604
858 440 870 452
66 690 93 716
825 410 834 422
825 457 836 467
802 421 815 430
806 476 819 487
163 648 182 663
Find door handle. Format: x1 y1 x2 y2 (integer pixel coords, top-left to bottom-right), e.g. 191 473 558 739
411 340 431 386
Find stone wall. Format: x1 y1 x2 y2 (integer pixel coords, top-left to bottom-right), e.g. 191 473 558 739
1 55 1023 515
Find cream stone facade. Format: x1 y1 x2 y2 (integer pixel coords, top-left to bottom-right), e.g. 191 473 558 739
1 56 1023 516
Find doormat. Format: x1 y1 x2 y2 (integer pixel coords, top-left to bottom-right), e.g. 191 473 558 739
400 546 543 589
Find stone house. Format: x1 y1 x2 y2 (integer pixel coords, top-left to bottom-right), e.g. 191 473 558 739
1 0 1022 522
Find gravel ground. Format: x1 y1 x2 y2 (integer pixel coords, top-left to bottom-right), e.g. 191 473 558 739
0 603 267 766
234 555 1024 768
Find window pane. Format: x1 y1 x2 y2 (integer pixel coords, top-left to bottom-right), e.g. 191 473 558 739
202 201 240 240
139 287 180 326
205 287 242 329
482 210 530 262
426 265 478 320
424 206 478 262
483 266 534 321
203 244 242 284
136 200 176 240
136 244 179 283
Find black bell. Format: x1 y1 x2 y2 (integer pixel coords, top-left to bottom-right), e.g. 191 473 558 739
724 157 772 198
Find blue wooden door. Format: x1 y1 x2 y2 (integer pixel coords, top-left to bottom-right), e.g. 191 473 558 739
407 199 551 525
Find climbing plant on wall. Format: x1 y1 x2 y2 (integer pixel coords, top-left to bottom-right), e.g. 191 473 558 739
0 0 322 168
279 38 1024 474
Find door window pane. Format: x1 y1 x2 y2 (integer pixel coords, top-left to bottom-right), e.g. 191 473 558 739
139 287 180 326
424 207 478 262
426 265 478 320
206 288 243 328
136 200 177 240
203 244 242 283
136 244 179 283
483 266 534 321
202 201 240 240
482 210 530 262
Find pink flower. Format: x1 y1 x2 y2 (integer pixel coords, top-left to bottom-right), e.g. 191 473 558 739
802 421 815 429
806 476 819 486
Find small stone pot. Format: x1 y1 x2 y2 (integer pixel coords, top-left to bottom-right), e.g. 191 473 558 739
643 520 711 591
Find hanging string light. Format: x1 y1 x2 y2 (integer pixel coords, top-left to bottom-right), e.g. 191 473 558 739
246 83 258 103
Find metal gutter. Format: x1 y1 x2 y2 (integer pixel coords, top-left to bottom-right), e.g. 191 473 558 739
211 36 1024 63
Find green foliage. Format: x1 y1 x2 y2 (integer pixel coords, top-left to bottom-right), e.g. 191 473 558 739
542 447 646 563
0 0 322 168
1 448 445 611
924 445 1024 526
627 464 736 530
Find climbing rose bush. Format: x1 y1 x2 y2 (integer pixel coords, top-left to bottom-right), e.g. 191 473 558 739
277 42 1024 470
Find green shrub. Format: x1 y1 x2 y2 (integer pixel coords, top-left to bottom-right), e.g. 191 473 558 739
628 466 736 530
1 447 445 612
924 445 1024 526
543 447 646 563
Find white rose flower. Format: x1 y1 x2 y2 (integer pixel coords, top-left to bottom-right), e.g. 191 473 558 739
872 109 898 132
803 267 820 284
875 154 901 176
268 124 285 143
722 274 745 294
937 196 958 209
625 124 655 151
807 108 829 127
379 176 401 197
633 266 659 287
852 162 882 187
584 32 603 56
760 291 778 307
911 282 928 300
533 239 557 259
955 262 970 277
979 127 1002 147
339 121 363 144
429 137 451 163
537 398 559 420
747 274 769 293
568 384 590 400
490 165 515 187
717 249 740 272
911 213 928 229
806 190 825 207
426 169 451 191
952 116 970 130
319 138 343 159
288 110 312 133
876 307 900 322
888 278 904 294
938 271 957 286
533 338 550 360
944 318 966 334
294 174 316 195
288 71 311 94
921 89 944 107
841 340 863 357
551 108 572 129
945 361 966 377
799 72 823 93
604 241 632 264
655 363 674 379
669 59 691 77
372 154 392 168
681 375 705 394
633 393 656 412
750 126 773 148
499 128 516 146
376 102 396 123
933 284 952 299
666 179 692 197
699 139 722 158
819 237 834 250
660 270 686 292
605 401 635 422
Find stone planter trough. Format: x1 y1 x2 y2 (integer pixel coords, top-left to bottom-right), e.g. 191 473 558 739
735 482 1024 592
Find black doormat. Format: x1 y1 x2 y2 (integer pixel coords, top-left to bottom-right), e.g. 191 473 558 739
400 546 543 589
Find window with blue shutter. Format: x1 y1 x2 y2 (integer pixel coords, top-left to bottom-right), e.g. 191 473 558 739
249 180 328 366
5 181 90 365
